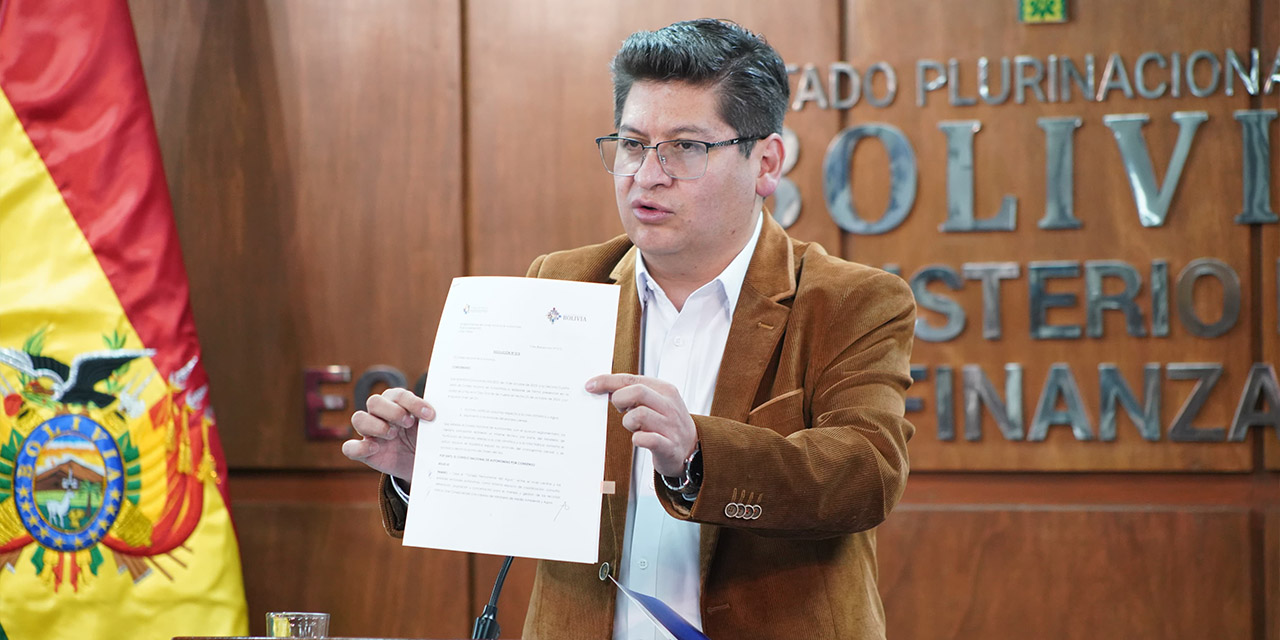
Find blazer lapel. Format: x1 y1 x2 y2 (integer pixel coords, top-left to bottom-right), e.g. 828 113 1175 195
708 216 797 422
700 215 798 587
602 248 640 565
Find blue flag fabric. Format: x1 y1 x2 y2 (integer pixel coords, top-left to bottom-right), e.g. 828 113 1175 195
610 576 712 640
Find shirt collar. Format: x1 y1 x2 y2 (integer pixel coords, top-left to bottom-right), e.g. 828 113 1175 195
633 212 764 317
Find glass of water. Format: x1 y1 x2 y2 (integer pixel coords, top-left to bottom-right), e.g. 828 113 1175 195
266 611 330 638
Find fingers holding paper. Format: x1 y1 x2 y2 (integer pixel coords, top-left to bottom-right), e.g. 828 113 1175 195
586 373 697 477
342 387 435 481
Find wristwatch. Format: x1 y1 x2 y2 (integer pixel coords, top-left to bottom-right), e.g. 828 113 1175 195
660 442 703 501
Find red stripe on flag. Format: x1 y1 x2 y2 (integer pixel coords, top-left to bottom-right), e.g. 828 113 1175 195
0 0 231 498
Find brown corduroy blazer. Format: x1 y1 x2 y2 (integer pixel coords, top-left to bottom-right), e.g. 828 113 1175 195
380 215 916 639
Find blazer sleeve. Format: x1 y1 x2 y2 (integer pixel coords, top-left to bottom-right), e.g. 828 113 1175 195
658 271 916 539
378 474 407 539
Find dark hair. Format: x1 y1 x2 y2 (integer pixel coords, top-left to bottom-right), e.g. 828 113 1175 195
610 19 789 155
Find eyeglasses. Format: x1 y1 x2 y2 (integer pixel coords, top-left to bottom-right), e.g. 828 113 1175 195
595 134 768 180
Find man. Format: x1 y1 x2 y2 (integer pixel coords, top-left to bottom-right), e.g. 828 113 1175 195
343 19 915 640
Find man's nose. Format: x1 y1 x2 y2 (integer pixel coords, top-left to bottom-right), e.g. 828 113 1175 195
633 147 673 186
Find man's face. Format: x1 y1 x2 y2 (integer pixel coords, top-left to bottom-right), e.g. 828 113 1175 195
613 81 767 275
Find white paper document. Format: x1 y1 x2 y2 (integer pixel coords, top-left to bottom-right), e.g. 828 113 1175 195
404 276 621 563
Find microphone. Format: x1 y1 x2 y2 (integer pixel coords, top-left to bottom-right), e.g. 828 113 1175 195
471 555 514 640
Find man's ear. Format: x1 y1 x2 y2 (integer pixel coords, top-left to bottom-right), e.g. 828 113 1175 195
754 133 785 199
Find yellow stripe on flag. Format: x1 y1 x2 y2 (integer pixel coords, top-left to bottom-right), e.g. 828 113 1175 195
0 80 247 639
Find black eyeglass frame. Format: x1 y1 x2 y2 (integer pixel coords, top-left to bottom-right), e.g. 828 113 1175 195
594 133 771 179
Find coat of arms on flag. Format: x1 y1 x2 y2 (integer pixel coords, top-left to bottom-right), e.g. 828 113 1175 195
0 339 217 588
0 0 248 637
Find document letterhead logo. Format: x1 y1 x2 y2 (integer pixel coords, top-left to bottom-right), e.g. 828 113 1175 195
546 307 587 324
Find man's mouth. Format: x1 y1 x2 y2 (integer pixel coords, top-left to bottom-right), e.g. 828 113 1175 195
631 199 672 216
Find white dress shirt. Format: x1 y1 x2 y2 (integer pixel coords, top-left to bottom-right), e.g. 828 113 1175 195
613 213 764 640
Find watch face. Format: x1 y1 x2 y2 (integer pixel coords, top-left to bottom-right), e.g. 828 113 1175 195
689 447 703 487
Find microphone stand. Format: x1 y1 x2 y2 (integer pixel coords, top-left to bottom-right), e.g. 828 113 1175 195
471 555 513 640
471 293 646 639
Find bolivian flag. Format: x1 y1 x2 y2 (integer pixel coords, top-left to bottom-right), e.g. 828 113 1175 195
0 0 248 637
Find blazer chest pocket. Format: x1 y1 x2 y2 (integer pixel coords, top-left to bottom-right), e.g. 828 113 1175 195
746 388 806 435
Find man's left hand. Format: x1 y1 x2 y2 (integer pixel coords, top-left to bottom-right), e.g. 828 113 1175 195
586 373 697 477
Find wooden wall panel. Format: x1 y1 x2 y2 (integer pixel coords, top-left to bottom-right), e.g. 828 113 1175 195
901 470 1272 507
877 506 1255 639
229 473 471 639
844 0 1258 469
122 1 1280 639
465 0 843 279
1269 509 1279 640
1260 0 1280 471
129 0 465 469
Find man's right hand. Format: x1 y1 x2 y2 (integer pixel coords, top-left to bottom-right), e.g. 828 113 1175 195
342 387 434 482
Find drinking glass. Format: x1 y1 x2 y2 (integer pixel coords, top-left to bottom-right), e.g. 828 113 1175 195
266 611 330 638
